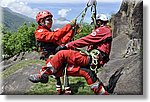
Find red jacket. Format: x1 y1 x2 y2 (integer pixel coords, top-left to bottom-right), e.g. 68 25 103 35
67 25 112 56
35 24 73 45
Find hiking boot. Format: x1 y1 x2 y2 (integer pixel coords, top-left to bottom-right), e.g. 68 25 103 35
28 73 49 83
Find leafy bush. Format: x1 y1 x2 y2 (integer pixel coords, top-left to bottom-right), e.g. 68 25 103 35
74 23 93 40
2 22 92 58
2 23 37 57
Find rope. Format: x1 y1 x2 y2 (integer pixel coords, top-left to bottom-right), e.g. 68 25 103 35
75 48 101 73
62 64 69 89
72 0 97 36
89 49 100 73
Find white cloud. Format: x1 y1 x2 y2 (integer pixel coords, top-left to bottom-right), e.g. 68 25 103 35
15 0 122 3
0 0 40 18
53 9 71 25
54 19 70 25
0 0 122 18
58 9 71 18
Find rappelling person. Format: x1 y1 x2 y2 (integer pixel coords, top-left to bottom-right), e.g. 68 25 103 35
28 13 112 95
34 10 77 94
35 10 76 60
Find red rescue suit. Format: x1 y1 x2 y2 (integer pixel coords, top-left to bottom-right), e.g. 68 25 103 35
67 25 112 65
35 24 74 59
35 24 74 44
67 26 112 50
44 25 112 85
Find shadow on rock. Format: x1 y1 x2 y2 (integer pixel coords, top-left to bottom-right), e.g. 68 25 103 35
105 67 124 94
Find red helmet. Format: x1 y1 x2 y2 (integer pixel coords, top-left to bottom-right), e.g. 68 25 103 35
36 10 53 23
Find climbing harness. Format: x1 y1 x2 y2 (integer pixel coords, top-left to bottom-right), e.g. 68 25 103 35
75 48 102 73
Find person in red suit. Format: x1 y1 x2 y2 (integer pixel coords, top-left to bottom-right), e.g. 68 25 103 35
29 14 112 95
34 10 76 94
35 10 76 60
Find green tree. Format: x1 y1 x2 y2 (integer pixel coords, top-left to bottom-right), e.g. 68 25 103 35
2 22 37 58
74 23 93 40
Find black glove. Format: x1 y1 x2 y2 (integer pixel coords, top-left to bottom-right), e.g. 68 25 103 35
55 45 67 53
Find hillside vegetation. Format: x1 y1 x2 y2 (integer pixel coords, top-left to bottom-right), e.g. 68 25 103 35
2 23 37 58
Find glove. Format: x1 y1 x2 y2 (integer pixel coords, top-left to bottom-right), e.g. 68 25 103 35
70 19 77 26
75 24 82 34
55 45 67 53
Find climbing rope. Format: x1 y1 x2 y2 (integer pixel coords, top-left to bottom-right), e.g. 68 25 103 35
73 0 97 35
89 49 100 73
75 48 102 73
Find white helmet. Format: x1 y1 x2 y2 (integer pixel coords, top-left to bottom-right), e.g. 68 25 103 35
96 14 109 21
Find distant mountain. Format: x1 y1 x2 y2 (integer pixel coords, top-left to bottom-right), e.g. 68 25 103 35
1 7 35 31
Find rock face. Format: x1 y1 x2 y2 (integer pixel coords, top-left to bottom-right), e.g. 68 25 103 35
0 51 40 71
98 35 143 95
97 0 143 95
111 0 143 38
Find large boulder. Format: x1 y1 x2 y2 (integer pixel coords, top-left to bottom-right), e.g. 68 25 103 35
111 0 143 39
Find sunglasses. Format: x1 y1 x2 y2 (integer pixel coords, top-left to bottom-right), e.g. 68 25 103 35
45 17 52 22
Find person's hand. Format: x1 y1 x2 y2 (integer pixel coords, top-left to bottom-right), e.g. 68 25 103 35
70 19 77 26
75 24 82 34
55 45 67 53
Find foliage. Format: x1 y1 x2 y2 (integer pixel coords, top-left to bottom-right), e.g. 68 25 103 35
74 23 93 40
2 23 92 58
2 23 37 57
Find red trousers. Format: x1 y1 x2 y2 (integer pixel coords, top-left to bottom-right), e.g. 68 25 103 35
42 50 108 94
45 50 98 85
47 50 89 71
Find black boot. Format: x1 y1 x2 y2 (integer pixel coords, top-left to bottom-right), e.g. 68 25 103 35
28 73 49 83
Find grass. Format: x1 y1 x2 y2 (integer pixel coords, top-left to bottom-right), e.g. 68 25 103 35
1 59 95 95
26 76 94 95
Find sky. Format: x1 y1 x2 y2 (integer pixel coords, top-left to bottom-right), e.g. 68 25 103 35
0 0 122 23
